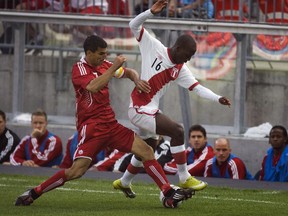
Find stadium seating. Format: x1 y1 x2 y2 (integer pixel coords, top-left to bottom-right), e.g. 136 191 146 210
206 0 248 47
212 0 249 21
191 0 248 79
255 0 288 52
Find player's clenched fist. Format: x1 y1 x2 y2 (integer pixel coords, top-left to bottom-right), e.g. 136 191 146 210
113 55 126 69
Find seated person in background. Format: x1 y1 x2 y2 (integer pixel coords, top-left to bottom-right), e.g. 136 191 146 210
67 0 108 38
10 109 63 167
59 131 105 169
169 0 214 19
0 110 20 164
258 125 288 182
92 137 172 172
204 137 254 180
164 124 214 176
92 149 126 171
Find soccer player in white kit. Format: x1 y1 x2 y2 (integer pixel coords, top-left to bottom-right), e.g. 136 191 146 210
113 0 231 198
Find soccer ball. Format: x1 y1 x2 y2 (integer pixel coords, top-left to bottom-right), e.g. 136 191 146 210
159 184 183 208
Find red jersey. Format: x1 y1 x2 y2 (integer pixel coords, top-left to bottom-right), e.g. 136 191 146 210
94 149 126 171
204 156 249 179
163 144 214 176
72 57 123 130
10 130 63 167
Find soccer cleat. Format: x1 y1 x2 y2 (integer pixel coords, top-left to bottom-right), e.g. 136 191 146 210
15 189 34 206
113 179 136 198
179 176 208 191
161 186 195 208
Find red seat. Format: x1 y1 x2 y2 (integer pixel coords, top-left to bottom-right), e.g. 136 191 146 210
258 0 288 24
256 0 288 51
212 0 248 21
205 0 248 48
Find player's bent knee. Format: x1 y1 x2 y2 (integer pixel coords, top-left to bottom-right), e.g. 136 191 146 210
140 145 155 161
132 138 155 161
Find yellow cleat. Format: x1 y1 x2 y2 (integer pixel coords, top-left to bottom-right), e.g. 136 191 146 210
179 176 208 191
113 179 136 198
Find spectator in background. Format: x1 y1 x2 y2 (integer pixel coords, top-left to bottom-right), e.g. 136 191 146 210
204 137 254 180
134 0 156 15
67 0 108 40
103 0 132 38
59 131 105 169
0 110 20 164
259 125 288 182
91 149 126 171
164 124 214 176
0 0 20 54
169 0 214 19
10 109 63 167
92 137 172 172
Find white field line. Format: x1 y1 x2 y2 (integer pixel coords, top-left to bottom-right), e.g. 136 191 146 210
0 183 287 206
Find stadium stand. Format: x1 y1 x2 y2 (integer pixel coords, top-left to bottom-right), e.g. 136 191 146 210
255 0 288 55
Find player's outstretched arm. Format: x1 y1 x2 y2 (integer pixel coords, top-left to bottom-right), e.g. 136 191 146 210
193 84 231 107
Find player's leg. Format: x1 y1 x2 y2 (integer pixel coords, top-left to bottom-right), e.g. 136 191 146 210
114 108 159 195
111 123 194 206
155 113 207 190
130 135 194 207
118 138 158 189
15 124 101 206
15 158 91 206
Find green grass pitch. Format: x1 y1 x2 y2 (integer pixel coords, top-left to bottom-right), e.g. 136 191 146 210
0 174 287 216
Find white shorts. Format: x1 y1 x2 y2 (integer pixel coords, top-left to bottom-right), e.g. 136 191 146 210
128 107 159 140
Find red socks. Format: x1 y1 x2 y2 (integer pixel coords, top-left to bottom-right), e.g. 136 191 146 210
34 170 67 195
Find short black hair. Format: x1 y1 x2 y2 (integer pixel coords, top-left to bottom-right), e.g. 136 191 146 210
174 34 196 50
0 110 6 121
270 125 288 138
83 35 107 54
188 124 207 138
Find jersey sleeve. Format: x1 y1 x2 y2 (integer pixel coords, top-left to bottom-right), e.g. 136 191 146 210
95 150 126 171
129 9 154 39
204 158 213 177
72 63 95 90
175 64 199 89
33 135 63 167
187 147 214 177
228 158 247 179
9 136 30 165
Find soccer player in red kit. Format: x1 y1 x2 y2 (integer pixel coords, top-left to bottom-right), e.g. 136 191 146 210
15 35 193 208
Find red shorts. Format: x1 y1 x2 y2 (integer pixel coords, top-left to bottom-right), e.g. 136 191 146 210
74 121 134 161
